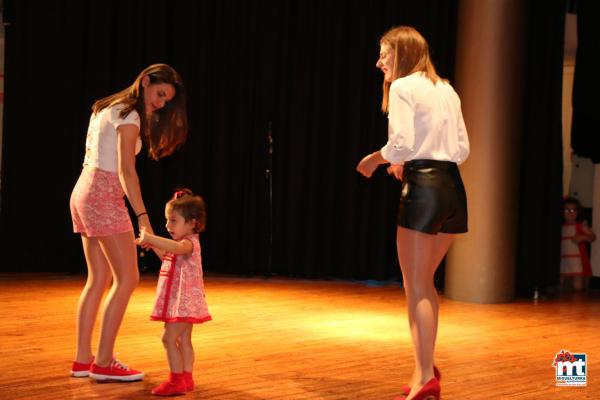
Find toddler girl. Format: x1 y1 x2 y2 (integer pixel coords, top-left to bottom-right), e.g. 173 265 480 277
136 189 212 395
561 196 596 292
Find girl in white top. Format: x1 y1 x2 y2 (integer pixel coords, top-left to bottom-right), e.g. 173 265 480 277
380 72 469 165
69 64 188 382
357 26 469 400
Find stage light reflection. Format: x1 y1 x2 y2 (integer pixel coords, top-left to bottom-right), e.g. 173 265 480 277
298 312 411 342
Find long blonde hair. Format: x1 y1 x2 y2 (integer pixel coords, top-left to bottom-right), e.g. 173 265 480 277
92 63 188 160
379 26 440 113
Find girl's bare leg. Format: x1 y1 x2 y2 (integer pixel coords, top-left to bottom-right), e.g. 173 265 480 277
179 324 195 372
162 322 191 373
396 226 453 399
95 231 139 366
572 275 585 291
75 235 112 363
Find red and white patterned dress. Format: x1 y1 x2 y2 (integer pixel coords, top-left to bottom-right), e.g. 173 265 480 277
560 221 592 277
151 234 212 323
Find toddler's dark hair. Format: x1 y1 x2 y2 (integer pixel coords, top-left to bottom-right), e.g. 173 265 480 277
167 188 206 233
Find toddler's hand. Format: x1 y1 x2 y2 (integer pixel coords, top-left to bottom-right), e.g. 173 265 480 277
572 233 587 244
136 228 149 246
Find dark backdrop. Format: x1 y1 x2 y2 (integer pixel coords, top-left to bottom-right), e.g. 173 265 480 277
515 0 567 297
571 0 600 161
0 0 568 296
0 0 459 280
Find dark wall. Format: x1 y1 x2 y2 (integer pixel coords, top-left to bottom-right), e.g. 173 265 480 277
515 0 569 297
0 0 459 279
1 1 570 296
571 0 600 162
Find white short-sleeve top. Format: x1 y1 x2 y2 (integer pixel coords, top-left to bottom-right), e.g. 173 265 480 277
380 72 470 165
83 103 142 173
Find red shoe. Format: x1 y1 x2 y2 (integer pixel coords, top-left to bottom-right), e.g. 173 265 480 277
152 372 186 396
70 356 94 377
400 384 411 397
400 366 441 396
89 359 144 382
183 371 195 392
434 366 441 381
395 377 440 400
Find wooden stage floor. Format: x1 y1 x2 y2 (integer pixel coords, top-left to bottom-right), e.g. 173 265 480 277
0 273 598 399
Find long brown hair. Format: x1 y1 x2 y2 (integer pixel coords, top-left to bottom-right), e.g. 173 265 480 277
92 63 188 160
379 26 441 113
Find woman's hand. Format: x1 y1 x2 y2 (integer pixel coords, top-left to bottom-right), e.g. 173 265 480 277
386 163 404 180
135 227 149 246
137 215 153 234
136 216 154 249
356 153 380 178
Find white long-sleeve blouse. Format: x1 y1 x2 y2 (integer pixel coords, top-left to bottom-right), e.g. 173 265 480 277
380 72 469 165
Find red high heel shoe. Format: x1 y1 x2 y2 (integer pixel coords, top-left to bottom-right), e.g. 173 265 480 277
394 377 440 400
400 366 441 396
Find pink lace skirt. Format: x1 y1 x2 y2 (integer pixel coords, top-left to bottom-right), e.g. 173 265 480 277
70 167 133 237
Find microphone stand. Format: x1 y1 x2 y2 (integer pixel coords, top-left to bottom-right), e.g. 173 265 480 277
266 121 273 277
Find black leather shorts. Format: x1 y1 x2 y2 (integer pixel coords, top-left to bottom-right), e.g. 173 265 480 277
397 159 468 234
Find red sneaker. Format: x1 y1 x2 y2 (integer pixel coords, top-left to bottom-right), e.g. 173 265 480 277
152 372 186 396
89 359 144 382
70 357 94 377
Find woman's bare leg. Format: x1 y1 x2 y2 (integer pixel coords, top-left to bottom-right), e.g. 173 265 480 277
396 226 453 399
95 231 139 366
75 235 112 363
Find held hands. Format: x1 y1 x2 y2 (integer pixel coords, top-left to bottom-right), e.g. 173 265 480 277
137 214 153 235
136 227 154 249
136 227 148 246
136 214 154 249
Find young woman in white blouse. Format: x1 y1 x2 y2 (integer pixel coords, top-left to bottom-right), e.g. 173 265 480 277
69 64 188 381
357 26 469 400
